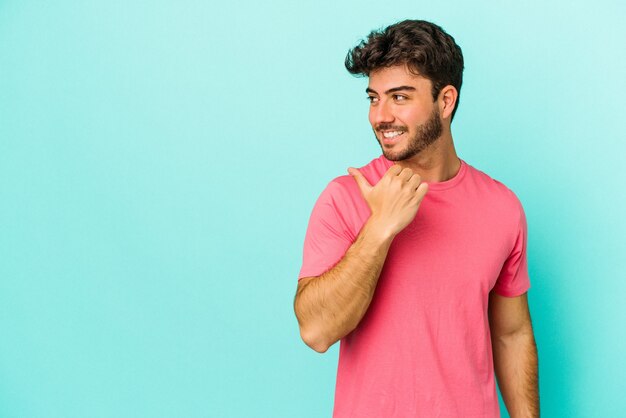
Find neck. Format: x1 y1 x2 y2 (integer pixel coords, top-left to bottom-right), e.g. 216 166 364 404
394 132 460 183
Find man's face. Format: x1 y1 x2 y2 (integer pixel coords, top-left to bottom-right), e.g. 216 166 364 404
366 65 442 161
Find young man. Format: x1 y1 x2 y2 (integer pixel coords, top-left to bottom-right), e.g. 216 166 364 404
294 20 539 417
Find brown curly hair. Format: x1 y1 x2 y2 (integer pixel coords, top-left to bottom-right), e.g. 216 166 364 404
345 20 464 121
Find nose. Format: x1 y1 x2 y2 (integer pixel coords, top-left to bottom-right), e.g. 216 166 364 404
370 99 394 127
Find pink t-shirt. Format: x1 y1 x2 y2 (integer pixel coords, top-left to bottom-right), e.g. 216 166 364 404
298 155 530 417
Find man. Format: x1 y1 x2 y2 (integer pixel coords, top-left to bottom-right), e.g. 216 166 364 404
293 20 539 417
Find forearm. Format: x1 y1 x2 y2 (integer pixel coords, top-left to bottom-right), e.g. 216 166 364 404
294 217 394 352
492 325 540 418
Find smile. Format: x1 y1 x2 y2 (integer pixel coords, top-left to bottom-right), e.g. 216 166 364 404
380 130 405 145
382 131 404 138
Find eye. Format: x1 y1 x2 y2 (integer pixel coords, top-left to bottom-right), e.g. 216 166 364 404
367 96 379 104
393 94 407 101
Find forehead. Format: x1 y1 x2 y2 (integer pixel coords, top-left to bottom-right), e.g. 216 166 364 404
367 65 431 92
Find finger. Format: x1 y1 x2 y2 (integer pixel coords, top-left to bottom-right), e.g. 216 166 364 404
347 167 372 194
414 182 429 200
398 168 415 181
408 173 422 188
384 164 403 178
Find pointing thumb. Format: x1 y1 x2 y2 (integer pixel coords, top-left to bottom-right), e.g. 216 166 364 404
347 167 372 194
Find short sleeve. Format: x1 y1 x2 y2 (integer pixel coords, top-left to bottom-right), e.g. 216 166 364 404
492 198 531 297
298 180 359 280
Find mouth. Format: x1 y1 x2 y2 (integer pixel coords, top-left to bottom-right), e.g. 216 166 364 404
379 130 405 145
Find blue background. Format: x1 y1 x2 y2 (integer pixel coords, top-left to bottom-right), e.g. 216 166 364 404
1 1 625 417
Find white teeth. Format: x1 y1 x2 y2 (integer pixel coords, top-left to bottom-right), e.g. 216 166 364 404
383 131 403 138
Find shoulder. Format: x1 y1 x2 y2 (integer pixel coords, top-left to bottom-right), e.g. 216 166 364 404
465 162 525 219
312 175 359 214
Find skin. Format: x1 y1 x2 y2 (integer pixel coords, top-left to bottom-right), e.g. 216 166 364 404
489 292 540 417
365 65 460 183
294 64 539 416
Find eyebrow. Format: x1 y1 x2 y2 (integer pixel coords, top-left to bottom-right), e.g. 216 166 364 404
366 86 417 95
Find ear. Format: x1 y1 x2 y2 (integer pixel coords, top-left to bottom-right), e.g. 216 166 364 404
438 85 458 120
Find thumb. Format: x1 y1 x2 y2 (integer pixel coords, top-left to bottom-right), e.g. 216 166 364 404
347 167 372 195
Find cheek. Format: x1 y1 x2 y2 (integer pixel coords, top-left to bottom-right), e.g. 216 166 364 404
398 108 425 127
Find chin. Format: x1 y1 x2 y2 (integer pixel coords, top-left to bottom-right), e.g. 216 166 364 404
381 145 423 162
382 151 402 161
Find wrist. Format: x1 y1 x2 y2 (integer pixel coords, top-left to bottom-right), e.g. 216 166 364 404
363 216 396 243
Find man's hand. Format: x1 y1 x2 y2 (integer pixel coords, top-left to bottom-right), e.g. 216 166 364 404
295 165 429 352
348 164 428 239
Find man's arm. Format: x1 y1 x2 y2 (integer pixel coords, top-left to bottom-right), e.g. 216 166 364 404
295 218 393 353
294 165 428 353
488 291 539 418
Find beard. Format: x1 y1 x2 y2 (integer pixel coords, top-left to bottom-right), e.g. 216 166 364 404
374 106 443 161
